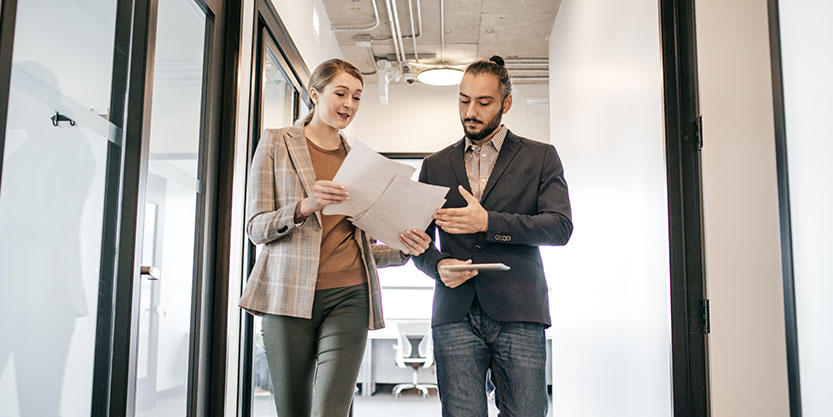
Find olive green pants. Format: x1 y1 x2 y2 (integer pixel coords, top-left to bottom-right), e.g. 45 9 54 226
262 284 369 417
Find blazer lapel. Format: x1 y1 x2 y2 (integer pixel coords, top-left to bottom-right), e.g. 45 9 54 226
480 130 520 203
285 115 322 226
449 138 472 196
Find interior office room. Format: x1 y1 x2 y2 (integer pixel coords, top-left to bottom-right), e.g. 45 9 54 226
0 0 829 416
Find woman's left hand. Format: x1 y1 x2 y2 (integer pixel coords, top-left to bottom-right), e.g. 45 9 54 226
398 229 432 256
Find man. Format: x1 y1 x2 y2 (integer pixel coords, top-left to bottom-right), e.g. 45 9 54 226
413 55 572 417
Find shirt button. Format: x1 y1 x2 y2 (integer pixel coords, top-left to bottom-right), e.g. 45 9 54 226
474 245 482 252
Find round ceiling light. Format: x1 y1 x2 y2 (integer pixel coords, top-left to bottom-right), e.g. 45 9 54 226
417 67 464 86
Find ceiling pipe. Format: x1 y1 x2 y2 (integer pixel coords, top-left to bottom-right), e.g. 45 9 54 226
372 0 422 41
333 0 381 32
504 62 549 67
510 76 549 81
504 58 549 63
389 0 409 67
382 0 405 72
440 0 447 64
407 0 420 62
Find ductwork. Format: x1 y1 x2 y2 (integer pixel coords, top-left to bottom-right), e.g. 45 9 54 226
332 0 380 32
383 0 405 74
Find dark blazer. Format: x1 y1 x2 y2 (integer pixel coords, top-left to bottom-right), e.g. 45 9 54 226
413 129 572 327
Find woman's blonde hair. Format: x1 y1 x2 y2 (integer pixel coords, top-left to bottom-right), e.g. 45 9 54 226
308 59 363 114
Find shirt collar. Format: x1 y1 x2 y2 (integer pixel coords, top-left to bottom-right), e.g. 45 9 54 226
465 125 508 152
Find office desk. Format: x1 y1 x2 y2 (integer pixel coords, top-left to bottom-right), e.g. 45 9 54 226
357 321 553 397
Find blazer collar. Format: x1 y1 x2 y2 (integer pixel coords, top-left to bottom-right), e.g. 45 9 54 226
449 138 471 195
448 129 521 204
481 129 520 202
284 114 352 227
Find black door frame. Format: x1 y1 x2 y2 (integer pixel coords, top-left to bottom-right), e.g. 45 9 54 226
237 2 309 416
0 0 239 415
766 1 802 416
104 0 237 414
659 0 711 416
0 0 236 415
0 0 17 194
109 0 235 415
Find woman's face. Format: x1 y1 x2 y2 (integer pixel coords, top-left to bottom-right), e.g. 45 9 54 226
311 71 363 130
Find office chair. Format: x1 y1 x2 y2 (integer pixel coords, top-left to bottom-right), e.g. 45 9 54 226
392 321 438 398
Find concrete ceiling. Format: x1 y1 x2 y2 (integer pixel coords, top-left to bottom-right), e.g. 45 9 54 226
321 0 560 83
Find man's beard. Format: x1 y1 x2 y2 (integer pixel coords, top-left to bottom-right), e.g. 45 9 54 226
462 107 503 142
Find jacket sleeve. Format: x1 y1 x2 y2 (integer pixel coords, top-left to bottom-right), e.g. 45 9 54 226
485 144 573 246
411 158 453 282
245 132 304 245
371 244 409 268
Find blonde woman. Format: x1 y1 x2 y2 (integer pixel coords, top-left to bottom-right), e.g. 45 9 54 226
240 59 431 417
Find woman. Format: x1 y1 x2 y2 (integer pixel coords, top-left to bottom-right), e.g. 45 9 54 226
239 59 431 417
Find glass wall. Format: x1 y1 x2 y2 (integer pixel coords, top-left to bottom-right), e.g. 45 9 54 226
546 0 672 416
134 0 207 415
777 1 833 415
0 0 118 416
251 32 299 417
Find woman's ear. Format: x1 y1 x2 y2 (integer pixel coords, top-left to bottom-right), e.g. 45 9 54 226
309 87 319 105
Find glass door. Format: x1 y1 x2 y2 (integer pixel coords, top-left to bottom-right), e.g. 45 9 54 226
0 0 120 415
249 28 301 417
132 0 208 415
772 1 833 415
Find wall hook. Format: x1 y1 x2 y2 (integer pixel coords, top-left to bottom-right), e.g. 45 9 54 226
51 111 75 127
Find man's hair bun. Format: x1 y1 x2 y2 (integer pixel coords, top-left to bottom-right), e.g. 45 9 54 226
465 55 512 99
489 55 505 67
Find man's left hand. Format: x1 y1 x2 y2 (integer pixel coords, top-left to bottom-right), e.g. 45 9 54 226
433 185 489 234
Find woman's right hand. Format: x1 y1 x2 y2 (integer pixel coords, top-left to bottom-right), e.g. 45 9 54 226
298 180 349 218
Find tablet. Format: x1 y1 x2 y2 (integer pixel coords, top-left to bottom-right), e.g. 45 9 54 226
439 263 511 272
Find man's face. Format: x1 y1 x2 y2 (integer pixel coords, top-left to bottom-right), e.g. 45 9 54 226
458 72 511 142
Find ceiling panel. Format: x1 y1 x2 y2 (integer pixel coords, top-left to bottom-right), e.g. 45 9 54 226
321 0 560 81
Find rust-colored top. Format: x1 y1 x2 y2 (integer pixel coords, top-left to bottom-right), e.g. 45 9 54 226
306 138 366 290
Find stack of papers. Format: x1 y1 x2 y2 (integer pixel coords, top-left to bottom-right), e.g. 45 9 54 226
322 141 449 253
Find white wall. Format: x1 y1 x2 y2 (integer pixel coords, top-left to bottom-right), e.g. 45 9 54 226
777 1 833 416
696 1 790 416
344 82 550 153
270 0 343 70
546 1 672 416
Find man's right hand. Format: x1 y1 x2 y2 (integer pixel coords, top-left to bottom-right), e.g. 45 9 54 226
437 258 478 288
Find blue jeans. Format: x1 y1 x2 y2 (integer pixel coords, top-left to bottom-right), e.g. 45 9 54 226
432 298 548 417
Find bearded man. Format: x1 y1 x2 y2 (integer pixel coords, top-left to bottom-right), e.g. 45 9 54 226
413 55 573 417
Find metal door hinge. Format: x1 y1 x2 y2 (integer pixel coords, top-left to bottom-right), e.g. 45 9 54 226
702 298 710 334
695 115 703 150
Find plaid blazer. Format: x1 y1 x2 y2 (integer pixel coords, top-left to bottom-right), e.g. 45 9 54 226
239 115 407 330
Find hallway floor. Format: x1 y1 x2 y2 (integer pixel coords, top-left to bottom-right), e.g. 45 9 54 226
253 386 554 417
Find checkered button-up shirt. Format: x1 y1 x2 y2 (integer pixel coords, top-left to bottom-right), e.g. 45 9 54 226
464 125 508 200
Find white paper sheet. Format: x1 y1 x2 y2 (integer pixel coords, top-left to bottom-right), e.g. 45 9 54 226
321 141 449 253
351 175 449 253
322 141 416 217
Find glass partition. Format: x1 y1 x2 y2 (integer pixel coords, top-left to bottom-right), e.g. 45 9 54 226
0 0 118 415
133 0 206 415
251 31 300 417
546 0 672 416
776 1 833 415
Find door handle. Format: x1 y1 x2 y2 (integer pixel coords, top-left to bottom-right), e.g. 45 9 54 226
140 265 161 280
